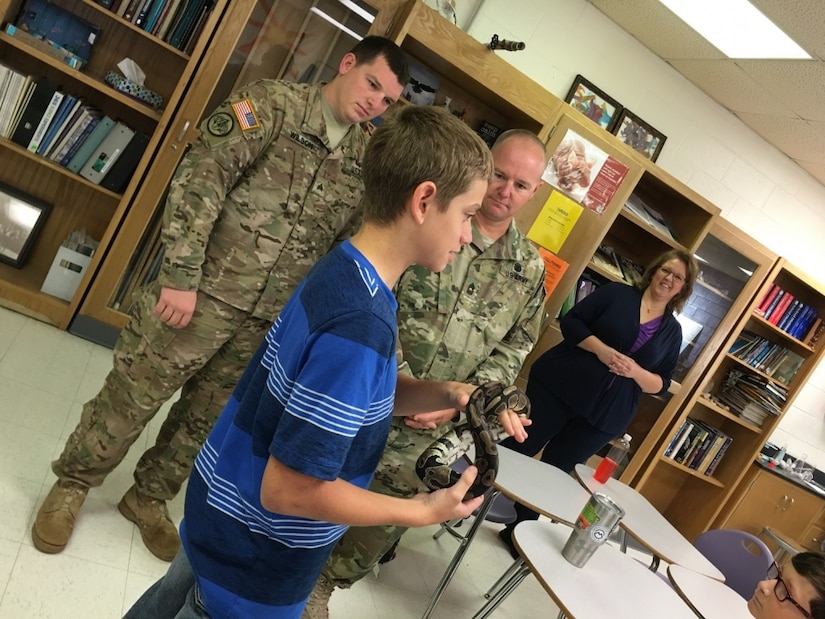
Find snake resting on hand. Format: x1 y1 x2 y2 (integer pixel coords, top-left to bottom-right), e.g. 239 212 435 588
415 381 531 500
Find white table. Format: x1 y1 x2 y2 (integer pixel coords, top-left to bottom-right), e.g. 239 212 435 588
668 564 752 619
574 464 724 581
473 521 697 619
421 447 593 619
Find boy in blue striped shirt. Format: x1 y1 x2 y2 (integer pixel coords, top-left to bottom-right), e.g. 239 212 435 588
126 105 527 618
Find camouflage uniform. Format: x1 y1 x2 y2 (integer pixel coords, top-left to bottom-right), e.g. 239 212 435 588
321 222 546 586
55 80 368 500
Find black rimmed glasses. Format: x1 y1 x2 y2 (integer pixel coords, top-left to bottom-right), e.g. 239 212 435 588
658 266 686 284
768 562 813 618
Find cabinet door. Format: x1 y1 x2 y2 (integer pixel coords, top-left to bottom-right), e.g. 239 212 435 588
73 0 380 339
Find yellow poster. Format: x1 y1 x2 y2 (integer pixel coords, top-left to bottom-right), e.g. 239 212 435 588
526 191 583 253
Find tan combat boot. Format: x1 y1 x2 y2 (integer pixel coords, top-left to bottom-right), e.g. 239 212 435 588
32 479 89 553
118 484 180 562
302 574 335 619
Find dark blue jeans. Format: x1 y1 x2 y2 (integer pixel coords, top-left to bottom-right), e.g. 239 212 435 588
124 549 209 618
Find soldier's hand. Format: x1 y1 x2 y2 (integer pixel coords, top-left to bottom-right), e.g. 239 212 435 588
153 287 197 328
404 407 457 430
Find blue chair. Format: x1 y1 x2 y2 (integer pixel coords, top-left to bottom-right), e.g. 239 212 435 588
693 528 774 599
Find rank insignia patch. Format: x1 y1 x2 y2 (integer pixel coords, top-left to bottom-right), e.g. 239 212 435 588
232 99 260 131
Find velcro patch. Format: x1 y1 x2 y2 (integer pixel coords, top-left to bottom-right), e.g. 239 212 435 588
231 99 260 131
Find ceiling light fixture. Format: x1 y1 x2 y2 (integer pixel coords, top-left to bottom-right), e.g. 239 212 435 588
657 0 811 59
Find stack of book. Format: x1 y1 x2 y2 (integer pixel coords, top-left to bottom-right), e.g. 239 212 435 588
558 272 604 319
716 368 786 427
95 0 216 53
622 193 678 242
663 417 732 476
0 67 148 193
728 330 805 386
754 283 820 341
590 244 646 286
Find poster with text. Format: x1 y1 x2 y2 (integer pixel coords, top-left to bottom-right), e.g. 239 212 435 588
542 129 629 214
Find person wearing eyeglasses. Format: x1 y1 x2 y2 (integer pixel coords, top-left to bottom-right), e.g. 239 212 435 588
497 248 697 556
749 553 825 619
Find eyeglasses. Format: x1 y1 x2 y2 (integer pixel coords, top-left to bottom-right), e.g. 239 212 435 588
658 266 686 284
767 562 813 618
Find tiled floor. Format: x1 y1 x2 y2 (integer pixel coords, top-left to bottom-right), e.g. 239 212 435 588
0 306 646 618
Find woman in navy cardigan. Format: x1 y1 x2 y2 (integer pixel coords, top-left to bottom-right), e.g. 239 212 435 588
498 248 698 555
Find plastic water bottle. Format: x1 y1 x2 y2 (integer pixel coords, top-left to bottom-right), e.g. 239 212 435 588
593 434 632 483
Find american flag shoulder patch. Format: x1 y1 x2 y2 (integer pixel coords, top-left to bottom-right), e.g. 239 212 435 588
231 99 260 131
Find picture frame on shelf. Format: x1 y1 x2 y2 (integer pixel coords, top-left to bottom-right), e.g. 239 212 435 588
612 109 667 162
564 74 623 131
0 183 51 268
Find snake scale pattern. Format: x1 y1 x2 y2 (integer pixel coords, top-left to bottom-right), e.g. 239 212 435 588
415 381 530 500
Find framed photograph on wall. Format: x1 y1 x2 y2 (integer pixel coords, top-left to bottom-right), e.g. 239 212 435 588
0 183 51 268
564 74 623 131
612 109 667 162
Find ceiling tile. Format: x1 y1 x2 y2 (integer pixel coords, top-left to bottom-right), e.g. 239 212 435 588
750 0 825 60
735 113 825 161
737 60 825 121
668 59 796 117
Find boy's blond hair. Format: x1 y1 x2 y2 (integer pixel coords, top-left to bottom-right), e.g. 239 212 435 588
362 106 494 225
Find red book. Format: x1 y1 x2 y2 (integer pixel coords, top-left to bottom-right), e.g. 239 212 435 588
769 293 794 325
755 283 779 316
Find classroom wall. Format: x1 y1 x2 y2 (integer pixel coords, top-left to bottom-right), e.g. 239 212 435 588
452 0 825 465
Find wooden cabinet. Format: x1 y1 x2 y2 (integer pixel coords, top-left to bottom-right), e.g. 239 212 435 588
0 0 228 328
718 466 823 554
801 507 825 553
634 258 825 540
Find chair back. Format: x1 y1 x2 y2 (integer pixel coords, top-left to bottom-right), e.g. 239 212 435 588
693 528 773 599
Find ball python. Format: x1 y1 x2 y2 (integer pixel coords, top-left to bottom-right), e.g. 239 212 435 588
415 381 530 500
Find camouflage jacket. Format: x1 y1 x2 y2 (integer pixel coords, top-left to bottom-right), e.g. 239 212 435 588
396 219 546 403
159 80 367 320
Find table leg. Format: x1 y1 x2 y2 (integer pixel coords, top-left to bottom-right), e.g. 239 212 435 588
420 489 499 619
485 556 526 599
472 560 531 619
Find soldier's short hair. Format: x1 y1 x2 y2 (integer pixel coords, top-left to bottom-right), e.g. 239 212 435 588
350 36 410 86
493 129 547 165
362 105 493 225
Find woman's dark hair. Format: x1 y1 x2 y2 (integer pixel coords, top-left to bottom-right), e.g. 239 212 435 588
636 248 698 314
793 552 825 619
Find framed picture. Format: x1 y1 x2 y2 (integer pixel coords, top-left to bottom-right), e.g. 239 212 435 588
0 183 51 268
612 109 667 162
564 74 623 131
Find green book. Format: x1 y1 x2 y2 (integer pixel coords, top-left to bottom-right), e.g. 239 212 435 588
66 116 116 173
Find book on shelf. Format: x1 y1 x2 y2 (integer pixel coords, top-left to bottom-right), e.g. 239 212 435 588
133 0 156 27
79 122 135 184
704 435 733 476
678 422 710 466
14 0 100 67
616 253 645 286
790 306 817 339
26 89 65 153
768 350 805 386
685 421 719 469
57 113 101 166
44 101 86 158
66 116 115 172
157 0 186 39
10 76 57 148
777 299 803 332
768 292 794 326
37 95 80 156
1 73 33 138
755 283 780 317
664 420 694 458
100 132 150 193
3 24 85 70
804 317 824 345
762 289 785 321
0 66 26 137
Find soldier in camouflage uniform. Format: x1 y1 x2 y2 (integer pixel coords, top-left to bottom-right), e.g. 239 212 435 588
304 129 549 618
31 36 408 562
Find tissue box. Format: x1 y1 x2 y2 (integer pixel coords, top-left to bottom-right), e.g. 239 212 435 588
40 246 93 302
105 71 163 109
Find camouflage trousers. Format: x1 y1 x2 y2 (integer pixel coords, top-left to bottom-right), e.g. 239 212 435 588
321 419 451 587
53 281 270 501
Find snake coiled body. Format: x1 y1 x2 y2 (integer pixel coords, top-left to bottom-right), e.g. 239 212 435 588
415 381 530 499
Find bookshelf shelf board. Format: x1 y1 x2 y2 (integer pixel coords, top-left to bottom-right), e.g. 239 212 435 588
0 138 123 201
750 314 815 353
697 395 764 433
659 455 725 488
0 270 69 325
0 33 164 121
696 278 732 302
618 210 682 250
725 352 793 387
77 0 191 59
